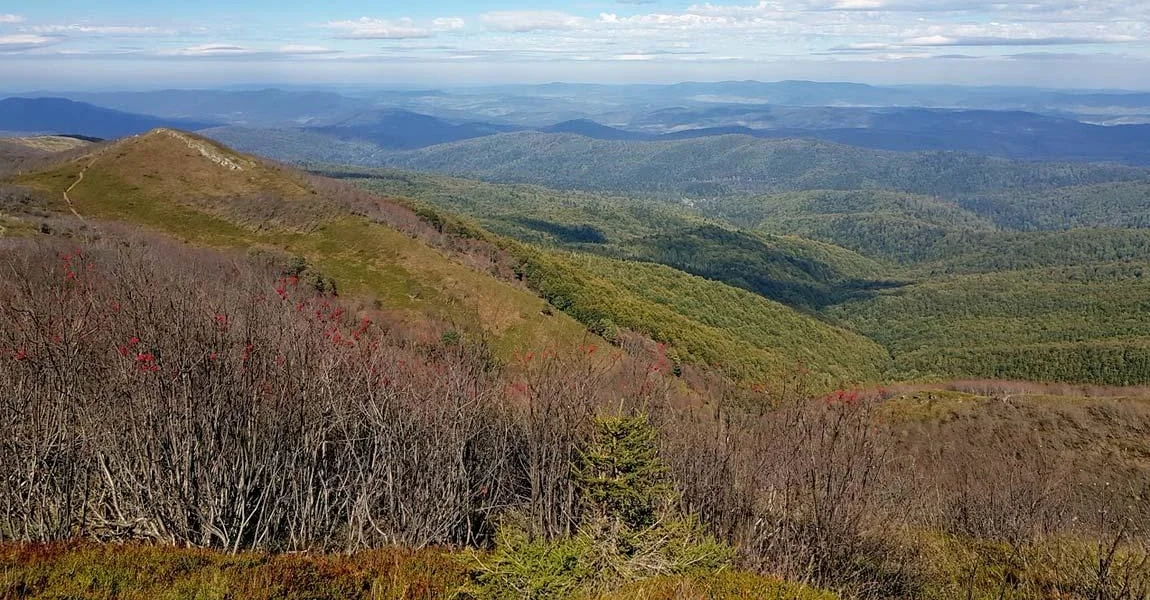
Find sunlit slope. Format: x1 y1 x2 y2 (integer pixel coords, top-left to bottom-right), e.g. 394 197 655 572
10 129 589 355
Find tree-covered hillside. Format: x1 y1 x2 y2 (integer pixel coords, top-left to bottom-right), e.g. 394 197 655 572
335 164 1150 386
376 132 1150 198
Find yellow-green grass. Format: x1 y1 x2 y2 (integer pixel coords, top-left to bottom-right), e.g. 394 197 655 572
0 212 40 238
909 531 1150 600
12 136 589 357
598 573 840 599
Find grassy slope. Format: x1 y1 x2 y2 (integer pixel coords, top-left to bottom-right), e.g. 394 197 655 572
1 135 94 153
8 131 887 384
10 131 588 358
582 256 889 380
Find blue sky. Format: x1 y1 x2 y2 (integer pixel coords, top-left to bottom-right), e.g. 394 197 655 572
2 0 1150 89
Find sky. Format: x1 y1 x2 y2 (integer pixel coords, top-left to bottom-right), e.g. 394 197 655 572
2 0 1150 90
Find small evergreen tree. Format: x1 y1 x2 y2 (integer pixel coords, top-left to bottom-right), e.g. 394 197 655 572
472 414 732 598
576 414 674 531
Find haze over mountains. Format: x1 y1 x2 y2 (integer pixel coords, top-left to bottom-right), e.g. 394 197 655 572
5 81 1150 165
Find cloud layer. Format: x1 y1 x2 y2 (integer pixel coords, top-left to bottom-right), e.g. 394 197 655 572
1 1 1148 87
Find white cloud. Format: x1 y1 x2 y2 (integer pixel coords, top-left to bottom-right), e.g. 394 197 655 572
0 34 56 52
903 33 1137 46
0 14 23 24
278 44 340 55
151 43 351 59
432 17 466 31
2 0 1148 84
27 24 171 35
163 43 254 56
327 17 463 39
481 11 587 33
327 18 428 39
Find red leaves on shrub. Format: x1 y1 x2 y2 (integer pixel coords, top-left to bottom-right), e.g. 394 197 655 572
134 351 160 373
117 337 141 357
353 318 372 340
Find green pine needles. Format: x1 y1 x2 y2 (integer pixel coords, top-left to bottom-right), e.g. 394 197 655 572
470 414 733 599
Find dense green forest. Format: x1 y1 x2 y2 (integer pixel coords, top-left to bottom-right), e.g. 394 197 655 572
373 132 1150 199
323 168 892 309
329 163 1150 386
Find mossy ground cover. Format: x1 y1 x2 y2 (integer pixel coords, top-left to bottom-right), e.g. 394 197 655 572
0 543 841 600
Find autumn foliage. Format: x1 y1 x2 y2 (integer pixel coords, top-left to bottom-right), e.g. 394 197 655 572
2 233 1149 598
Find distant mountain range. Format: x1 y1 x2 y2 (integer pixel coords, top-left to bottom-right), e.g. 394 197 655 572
42 88 368 126
206 108 1150 167
6 88 1150 166
308 108 517 150
0 97 218 139
16 81 1150 126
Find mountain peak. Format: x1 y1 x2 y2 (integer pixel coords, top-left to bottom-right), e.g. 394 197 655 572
140 128 254 171
9 129 323 231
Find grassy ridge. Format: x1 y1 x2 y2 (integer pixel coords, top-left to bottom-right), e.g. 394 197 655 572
7 132 888 385
13 131 1150 385
10 132 590 358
